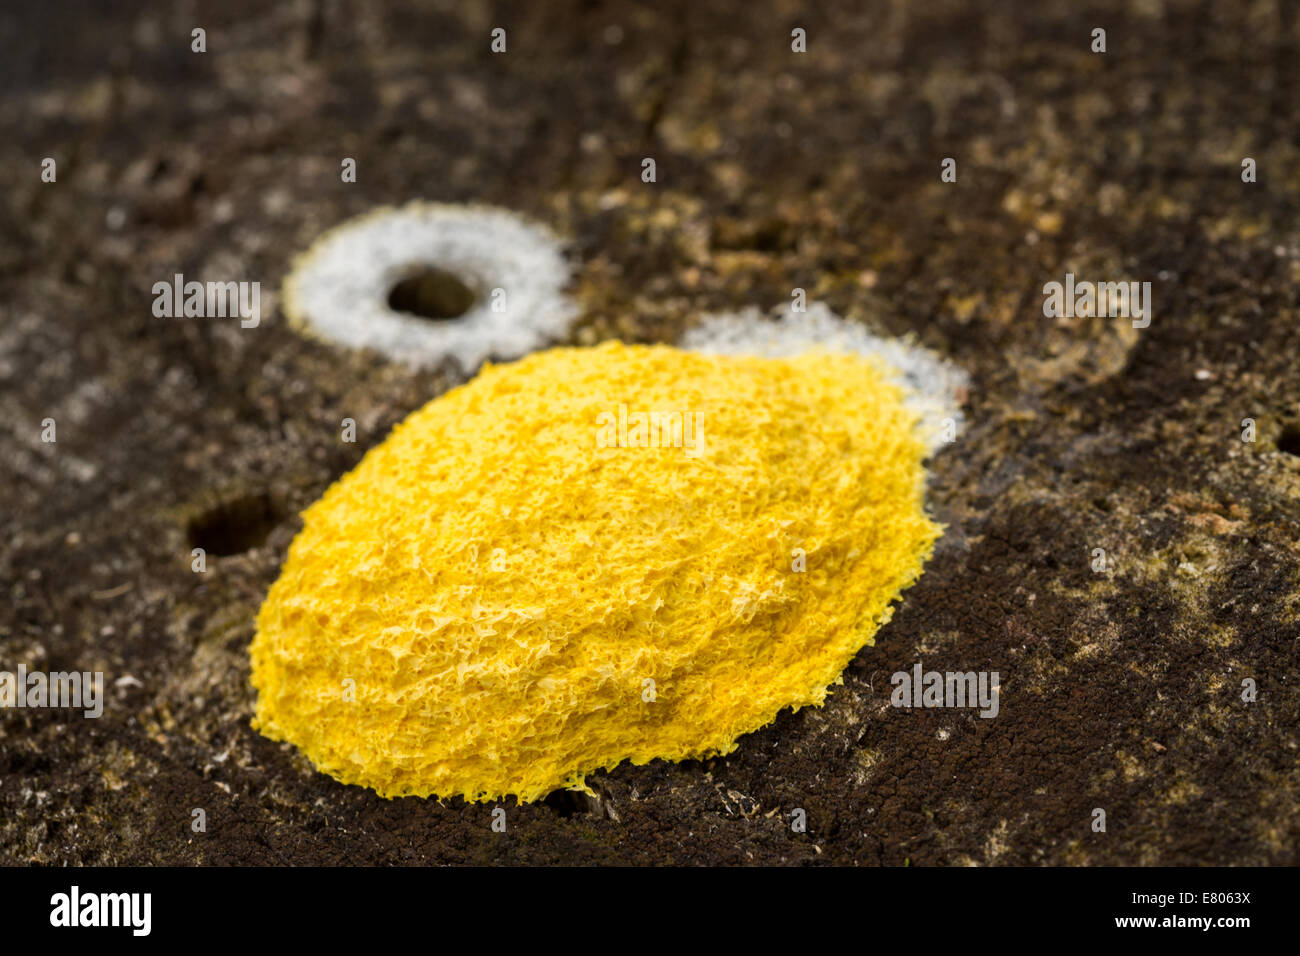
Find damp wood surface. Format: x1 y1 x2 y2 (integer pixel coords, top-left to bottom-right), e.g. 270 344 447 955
1 0 1299 865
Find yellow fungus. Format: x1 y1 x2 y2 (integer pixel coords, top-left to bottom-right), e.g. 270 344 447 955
250 342 940 801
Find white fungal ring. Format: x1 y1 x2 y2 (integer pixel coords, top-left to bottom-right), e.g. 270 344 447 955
682 302 970 455
283 203 578 372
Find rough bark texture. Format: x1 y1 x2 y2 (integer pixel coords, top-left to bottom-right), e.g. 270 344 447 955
2 0 1298 865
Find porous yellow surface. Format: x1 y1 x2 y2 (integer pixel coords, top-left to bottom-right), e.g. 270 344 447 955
250 342 939 801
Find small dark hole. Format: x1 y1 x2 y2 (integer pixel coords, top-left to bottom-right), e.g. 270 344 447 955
1278 425 1300 456
187 492 282 556
387 267 477 320
543 789 595 818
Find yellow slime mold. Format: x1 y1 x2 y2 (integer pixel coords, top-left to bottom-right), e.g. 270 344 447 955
250 342 939 801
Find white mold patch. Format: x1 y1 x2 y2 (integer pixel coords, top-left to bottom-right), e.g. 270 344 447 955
682 302 970 454
283 203 577 372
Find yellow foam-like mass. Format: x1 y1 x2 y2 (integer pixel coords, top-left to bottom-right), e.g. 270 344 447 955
250 342 939 801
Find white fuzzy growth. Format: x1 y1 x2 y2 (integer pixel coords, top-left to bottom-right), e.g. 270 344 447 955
682 303 969 454
284 203 577 372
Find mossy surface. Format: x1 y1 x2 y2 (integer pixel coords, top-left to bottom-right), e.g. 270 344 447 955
2 0 1298 864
